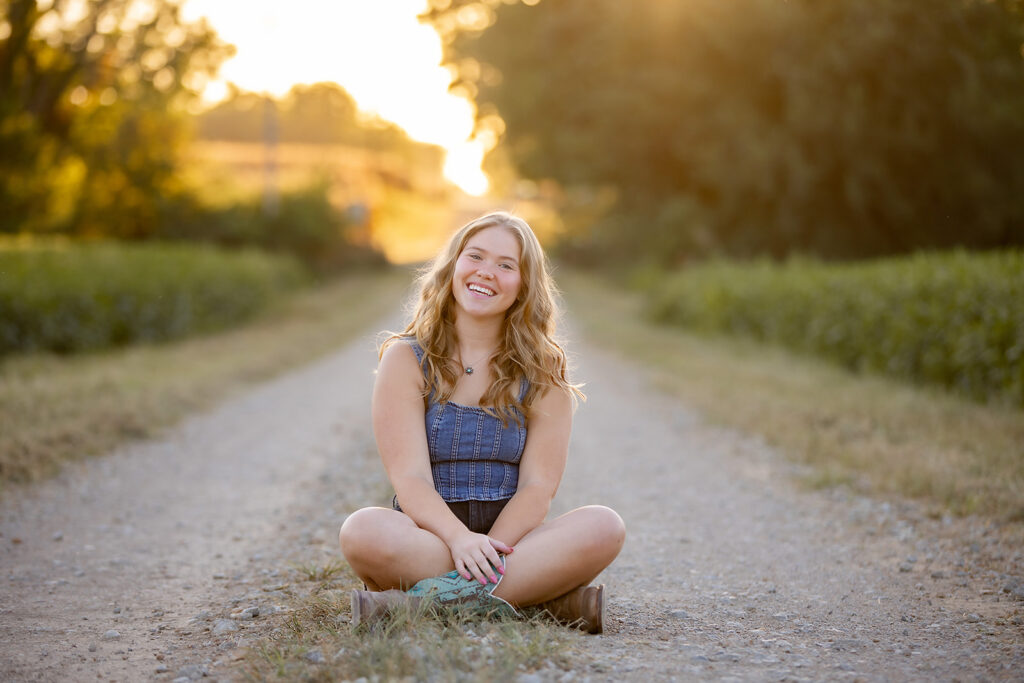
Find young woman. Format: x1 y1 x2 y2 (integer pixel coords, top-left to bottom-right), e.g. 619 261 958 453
339 212 625 632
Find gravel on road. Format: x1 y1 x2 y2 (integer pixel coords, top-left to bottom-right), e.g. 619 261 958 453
1 319 1021 681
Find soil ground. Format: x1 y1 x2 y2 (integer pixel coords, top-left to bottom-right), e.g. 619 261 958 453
1 312 1021 681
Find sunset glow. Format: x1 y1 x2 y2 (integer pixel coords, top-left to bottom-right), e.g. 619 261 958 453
181 0 490 195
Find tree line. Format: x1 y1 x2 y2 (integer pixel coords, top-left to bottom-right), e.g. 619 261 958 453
425 0 1024 264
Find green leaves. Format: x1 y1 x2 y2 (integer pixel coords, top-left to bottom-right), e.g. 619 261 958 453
430 0 1024 262
646 251 1024 407
0 241 307 355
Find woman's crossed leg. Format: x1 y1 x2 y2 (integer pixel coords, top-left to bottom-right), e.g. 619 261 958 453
339 504 625 606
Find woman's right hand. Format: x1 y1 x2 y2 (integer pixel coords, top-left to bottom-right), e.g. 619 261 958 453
447 531 513 585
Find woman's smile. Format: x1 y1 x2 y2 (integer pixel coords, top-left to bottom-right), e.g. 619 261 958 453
452 226 522 317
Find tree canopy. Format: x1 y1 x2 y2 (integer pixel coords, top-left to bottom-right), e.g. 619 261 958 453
425 0 1024 263
0 0 232 236
196 81 431 154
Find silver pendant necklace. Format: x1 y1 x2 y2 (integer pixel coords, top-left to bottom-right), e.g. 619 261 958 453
460 348 495 375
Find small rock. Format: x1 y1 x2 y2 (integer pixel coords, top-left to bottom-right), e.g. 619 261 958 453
101 629 121 640
231 606 259 620
516 674 544 683
155 664 169 673
175 663 208 680
669 609 691 619
931 571 948 580
212 619 239 635
213 573 227 580
964 613 982 623
88 644 97 652
51 532 63 542
304 649 325 664
899 563 914 573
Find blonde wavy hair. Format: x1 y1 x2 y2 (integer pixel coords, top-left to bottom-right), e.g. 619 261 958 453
381 212 583 425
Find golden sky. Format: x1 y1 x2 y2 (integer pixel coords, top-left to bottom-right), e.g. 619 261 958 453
181 0 489 195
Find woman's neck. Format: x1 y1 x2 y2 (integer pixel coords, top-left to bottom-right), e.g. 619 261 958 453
453 313 502 356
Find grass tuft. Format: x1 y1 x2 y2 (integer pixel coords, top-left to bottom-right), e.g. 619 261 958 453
242 564 575 681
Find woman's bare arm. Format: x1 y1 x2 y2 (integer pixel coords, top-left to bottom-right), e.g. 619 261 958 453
373 342 510 583
487 386 573 547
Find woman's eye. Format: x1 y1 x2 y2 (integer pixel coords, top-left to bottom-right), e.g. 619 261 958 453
500 263 513 270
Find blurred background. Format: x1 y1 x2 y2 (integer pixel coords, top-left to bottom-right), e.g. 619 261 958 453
4 0 1024 263
1 0 1023 401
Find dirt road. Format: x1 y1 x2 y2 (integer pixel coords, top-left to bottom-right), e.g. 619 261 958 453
1 315 1021 681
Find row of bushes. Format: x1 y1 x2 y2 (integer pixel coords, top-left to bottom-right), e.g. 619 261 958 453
645 250 1024 407
154 181 387 275
0 240 308 355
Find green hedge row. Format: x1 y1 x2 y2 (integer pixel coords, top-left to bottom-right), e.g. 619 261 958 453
0 240 308 355
645 250 1024 407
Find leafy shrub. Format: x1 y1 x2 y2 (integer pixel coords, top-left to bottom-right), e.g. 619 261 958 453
154 181 386 275
646 251 1024 406
0 239 308 355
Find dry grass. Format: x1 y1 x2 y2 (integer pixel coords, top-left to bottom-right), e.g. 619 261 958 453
242 563 575 682
560 270 1024 521
0 268 411 489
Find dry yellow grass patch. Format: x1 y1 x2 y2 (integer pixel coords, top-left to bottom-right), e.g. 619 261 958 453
561 270 1024 521
0 268 411 488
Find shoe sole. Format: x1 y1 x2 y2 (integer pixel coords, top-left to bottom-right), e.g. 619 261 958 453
593 583 606 634
350 590 363 627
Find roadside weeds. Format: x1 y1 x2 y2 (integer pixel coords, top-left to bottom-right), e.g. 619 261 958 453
560 270 1024 524
0 268 410 487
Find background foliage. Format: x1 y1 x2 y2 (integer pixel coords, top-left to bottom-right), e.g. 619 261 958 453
0 239 306 355
0 0 232 237
426 0 1024 264
645 250 1024 407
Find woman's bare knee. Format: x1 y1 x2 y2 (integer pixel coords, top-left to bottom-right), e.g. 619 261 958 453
579 505 626 557
338 507 397 565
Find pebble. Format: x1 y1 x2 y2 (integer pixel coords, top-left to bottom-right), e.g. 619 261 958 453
669 609 691 619
516 674 543 683
155 664 169 673
212 619 239 635
175 663 208 680
304 648 325 664
51 532 63 542
88 644 97 652
231 606 260 620
101 629 120 640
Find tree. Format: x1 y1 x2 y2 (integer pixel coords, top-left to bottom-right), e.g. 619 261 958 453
425 0 1024 263
0 0 232 236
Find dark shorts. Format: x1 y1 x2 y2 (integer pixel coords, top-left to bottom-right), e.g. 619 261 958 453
392 496 511 534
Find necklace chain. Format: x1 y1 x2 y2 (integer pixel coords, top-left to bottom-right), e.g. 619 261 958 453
459 347 495 375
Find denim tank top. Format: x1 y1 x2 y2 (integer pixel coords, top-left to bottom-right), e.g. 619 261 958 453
407 339 527 502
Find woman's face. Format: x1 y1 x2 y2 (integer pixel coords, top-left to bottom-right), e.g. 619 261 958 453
451 226 523 321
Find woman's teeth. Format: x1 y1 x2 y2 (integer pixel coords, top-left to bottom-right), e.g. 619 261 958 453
468 284 495 296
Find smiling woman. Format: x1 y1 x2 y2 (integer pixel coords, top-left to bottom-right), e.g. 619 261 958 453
181 0 490 194
339 211 626 633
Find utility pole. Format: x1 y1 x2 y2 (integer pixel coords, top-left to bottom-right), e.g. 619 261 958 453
262 95 279 218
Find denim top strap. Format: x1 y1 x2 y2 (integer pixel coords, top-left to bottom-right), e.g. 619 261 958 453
405 338 528 502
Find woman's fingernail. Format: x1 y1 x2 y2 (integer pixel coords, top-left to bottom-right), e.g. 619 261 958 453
479 578 487 585
462 572 471 580
490 575 497 583
498 566 505 575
